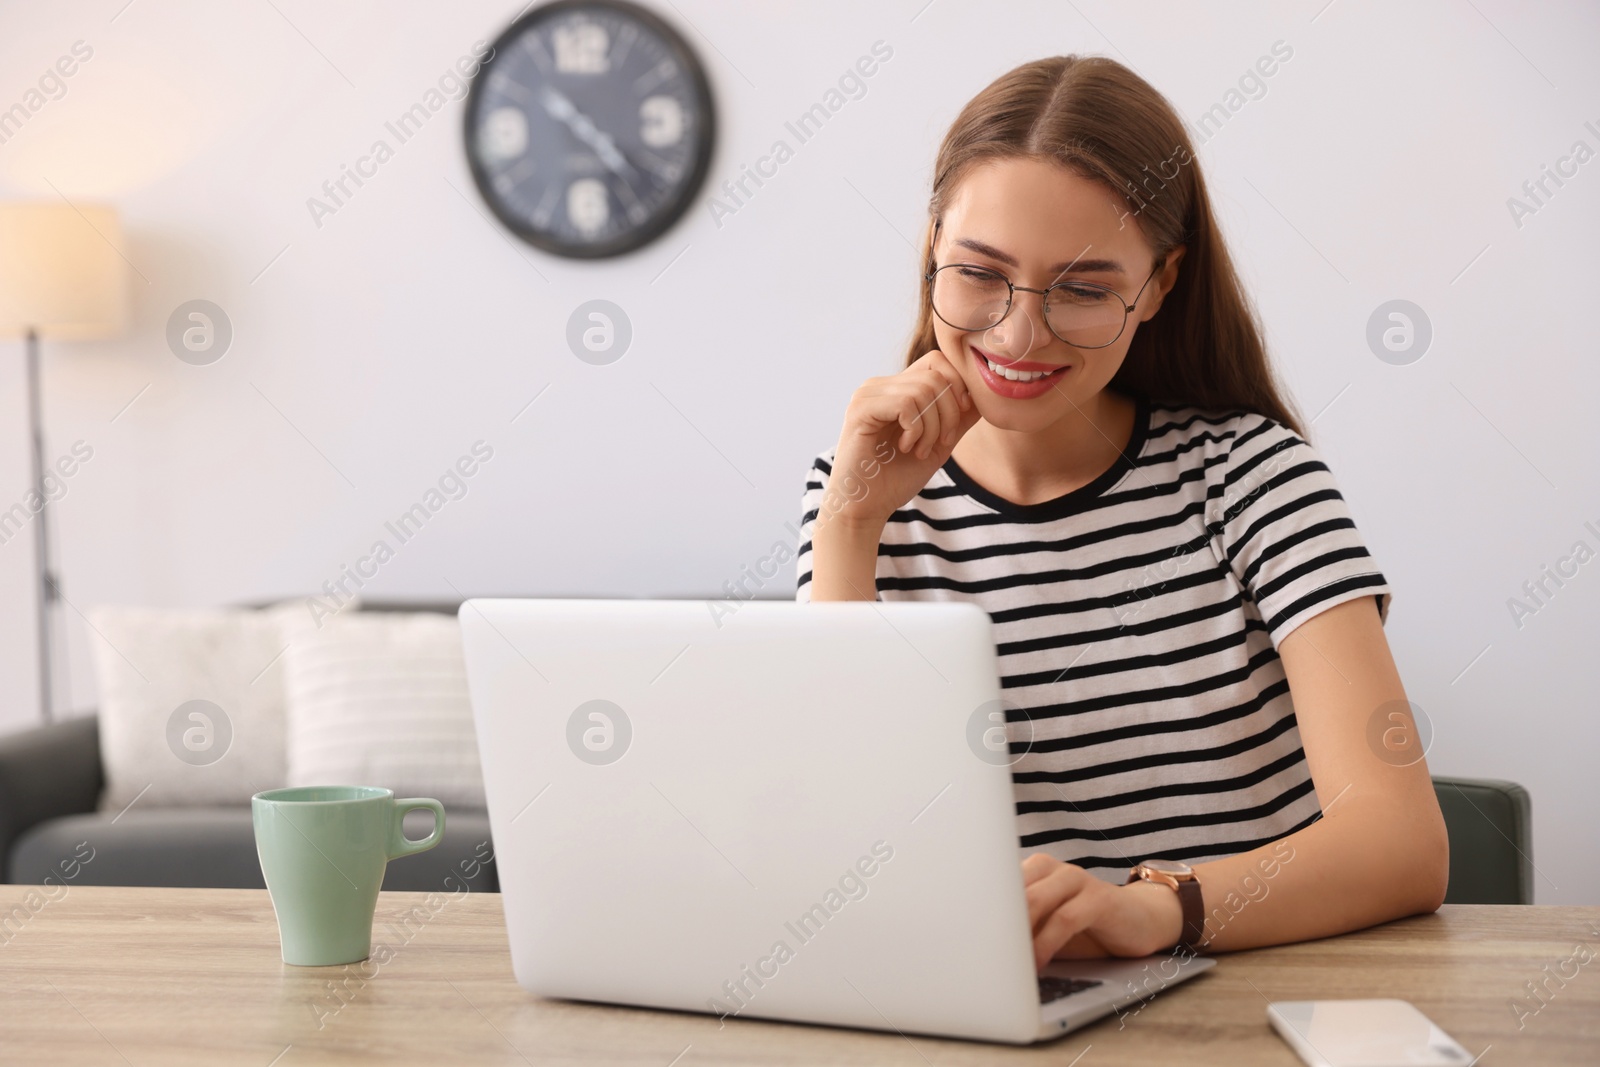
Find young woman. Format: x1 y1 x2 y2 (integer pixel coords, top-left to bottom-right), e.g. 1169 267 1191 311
797 55 1448 968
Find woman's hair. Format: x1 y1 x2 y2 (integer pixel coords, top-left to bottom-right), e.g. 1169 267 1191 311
905 55 1305 437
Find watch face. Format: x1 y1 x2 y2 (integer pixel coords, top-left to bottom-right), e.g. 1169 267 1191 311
463 0 716 258
1140 859 1194 876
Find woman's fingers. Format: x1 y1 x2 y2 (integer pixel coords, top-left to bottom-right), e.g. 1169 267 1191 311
897 392 933 456
898 382 950 459
920 351 977 451
955 394 984 439
1021 852 1059 886
849 386 927 449
824 351 982 532
909 361 967 458
923 349 973 413
1025 862 1090 930
928 380 963 452
1020 859 1105 969
1033 892 1097 970
848 351 977 462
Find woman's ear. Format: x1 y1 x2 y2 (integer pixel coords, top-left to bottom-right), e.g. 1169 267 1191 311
1141 244 1186 321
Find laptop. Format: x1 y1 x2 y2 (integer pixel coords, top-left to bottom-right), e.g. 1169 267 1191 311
459 598 1214 1044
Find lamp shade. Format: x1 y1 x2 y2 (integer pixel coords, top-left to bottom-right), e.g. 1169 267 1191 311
0 201 128 340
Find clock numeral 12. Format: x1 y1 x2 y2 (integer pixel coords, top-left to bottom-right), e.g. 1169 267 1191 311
553 20 610 73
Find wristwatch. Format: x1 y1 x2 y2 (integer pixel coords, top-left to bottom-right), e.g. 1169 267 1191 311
1125 859 1205 952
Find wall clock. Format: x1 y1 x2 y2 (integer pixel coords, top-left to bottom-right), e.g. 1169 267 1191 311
464 0 716 258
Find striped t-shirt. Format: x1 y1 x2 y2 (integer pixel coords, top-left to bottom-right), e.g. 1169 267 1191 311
795 399 1391 879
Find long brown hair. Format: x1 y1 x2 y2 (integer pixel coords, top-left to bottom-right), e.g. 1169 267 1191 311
905 55 1305 437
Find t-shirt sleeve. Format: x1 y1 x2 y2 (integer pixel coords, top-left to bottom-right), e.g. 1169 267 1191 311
795 452 831 602
1207 415 1391 647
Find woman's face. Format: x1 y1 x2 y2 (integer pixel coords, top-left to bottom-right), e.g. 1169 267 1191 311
929 156 1184 434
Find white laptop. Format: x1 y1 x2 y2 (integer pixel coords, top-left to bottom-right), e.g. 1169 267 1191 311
458 598 1214 1044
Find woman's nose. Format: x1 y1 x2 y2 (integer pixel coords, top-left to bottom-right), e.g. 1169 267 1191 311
982 290 1051 360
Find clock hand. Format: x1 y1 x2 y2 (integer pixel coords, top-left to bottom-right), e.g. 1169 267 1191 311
537 85 637 178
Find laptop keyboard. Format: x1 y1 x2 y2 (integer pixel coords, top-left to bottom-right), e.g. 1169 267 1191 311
1038 976 1103 1004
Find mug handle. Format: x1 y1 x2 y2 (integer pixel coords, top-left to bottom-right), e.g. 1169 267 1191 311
388 798 446 859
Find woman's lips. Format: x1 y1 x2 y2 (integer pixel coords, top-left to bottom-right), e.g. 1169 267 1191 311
970 345 1069 399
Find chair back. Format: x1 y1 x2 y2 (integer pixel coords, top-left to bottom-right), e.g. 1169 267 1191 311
1433 777 1532 904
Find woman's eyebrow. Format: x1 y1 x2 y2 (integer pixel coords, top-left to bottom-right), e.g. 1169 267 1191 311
953 236 1125 275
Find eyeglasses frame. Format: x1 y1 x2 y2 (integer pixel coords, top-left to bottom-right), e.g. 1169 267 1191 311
923 220 1167 350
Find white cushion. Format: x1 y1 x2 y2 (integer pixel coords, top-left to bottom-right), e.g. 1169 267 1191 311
87 603 306 811
281 611 484 809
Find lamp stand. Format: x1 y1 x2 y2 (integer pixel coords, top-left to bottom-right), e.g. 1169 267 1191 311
25 327 56 722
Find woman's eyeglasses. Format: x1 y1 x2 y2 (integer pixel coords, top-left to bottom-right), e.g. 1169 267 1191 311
925 258 1163 350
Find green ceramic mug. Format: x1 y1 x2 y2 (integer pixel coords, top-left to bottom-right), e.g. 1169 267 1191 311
252 786 446 966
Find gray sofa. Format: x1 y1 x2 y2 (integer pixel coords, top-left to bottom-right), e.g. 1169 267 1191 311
0 599 496 894
0 714 496 893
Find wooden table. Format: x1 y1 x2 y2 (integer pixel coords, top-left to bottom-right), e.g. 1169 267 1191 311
0 886 1595 1065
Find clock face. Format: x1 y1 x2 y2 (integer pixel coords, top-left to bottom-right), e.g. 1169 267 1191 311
464 0 716 259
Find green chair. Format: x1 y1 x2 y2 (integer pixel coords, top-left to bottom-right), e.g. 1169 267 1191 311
1432 777 1533 904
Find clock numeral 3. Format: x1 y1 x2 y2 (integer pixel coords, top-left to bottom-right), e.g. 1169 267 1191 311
639 95 684 147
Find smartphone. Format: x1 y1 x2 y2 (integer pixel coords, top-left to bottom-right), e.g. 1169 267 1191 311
1267 999 1473 1067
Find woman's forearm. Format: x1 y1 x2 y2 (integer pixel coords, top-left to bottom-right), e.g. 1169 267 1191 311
809 515 885 601
1191 789 1448 953
1181 597 1452 953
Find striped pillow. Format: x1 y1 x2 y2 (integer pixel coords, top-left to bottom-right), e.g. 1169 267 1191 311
282 611 484 809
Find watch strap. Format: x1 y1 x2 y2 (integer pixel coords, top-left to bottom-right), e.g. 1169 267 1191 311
1125 864 1206 952
1174 876 1204 951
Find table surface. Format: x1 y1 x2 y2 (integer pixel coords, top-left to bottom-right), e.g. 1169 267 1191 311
0 886 1595 1066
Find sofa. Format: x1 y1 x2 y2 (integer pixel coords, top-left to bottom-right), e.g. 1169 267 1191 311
0 599 497 894
0 715 496 893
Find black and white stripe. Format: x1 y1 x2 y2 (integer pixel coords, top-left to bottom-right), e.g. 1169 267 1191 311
796 401 1390 879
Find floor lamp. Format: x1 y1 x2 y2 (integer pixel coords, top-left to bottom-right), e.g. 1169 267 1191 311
0 203 128 722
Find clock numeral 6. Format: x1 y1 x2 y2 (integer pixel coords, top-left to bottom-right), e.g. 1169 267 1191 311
567 178 610 235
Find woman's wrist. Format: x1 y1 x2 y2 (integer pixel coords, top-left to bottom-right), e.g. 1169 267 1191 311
1123 877 1186 955
815 505 889 537
810 513 886 601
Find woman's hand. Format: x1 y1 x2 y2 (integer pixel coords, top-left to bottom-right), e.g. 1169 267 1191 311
807 349 982 601
824 349 982 530
1023 853 1185 969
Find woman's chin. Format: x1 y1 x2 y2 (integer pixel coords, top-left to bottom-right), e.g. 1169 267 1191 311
971 397 1069 435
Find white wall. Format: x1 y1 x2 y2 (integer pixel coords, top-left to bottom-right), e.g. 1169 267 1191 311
0 1 1595 902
